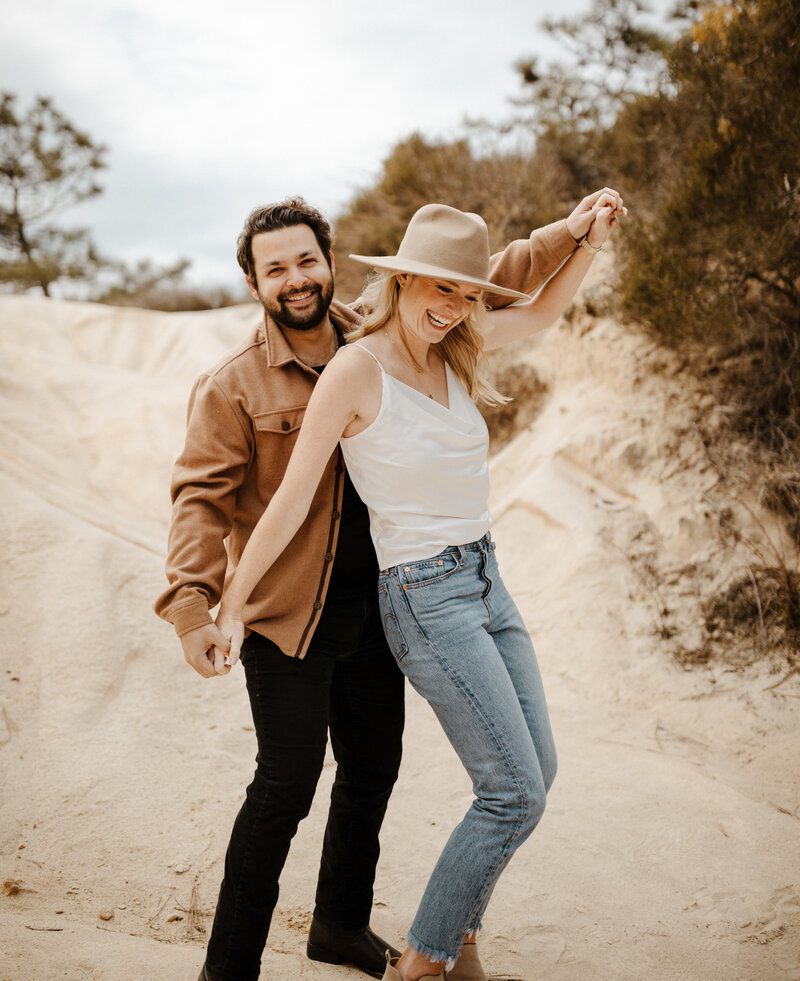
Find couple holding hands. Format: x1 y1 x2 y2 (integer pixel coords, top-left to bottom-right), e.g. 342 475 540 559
156 185 624 981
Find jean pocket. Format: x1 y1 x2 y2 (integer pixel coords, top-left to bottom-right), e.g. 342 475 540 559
377 582 408 662
399 551 461 590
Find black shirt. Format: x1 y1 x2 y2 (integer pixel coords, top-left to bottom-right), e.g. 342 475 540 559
311 361 379 598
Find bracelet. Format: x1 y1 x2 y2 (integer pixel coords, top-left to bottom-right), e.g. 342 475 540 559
578 235 603 254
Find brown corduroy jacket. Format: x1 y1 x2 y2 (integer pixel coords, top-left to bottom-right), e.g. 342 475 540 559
154 220 576 657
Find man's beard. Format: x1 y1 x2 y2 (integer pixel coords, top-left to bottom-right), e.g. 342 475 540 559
257 277 334 330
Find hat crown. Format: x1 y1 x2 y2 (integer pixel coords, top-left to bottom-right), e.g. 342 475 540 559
396 204 490 282
347 202 530 301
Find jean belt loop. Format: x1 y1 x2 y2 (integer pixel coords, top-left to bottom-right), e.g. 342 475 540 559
457 544 465 566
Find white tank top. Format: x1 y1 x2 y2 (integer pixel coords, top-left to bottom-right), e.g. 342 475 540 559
339 343 492 570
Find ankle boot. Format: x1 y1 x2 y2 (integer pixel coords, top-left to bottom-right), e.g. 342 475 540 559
445 942 521 981
382 950 446 980
445 942 485 981
307 916 400 976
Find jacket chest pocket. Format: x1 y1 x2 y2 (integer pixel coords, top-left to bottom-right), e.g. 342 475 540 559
253 405 307 484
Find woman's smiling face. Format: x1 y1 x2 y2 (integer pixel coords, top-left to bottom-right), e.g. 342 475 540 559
396 274 482 343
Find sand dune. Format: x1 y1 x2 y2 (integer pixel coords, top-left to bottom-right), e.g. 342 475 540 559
1 284 798 980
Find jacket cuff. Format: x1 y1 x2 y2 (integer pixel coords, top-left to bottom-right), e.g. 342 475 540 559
169 598 214 638
545 218 581 253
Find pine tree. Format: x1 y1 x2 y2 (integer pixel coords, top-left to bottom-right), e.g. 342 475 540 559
0 94 107 295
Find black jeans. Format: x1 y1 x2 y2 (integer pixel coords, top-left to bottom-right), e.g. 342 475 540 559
205 592 405 981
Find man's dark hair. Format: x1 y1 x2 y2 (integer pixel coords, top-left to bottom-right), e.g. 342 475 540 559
236 196 333 285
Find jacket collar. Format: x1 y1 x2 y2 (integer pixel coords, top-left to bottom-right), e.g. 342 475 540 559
260 299 363 369
261 312 299 368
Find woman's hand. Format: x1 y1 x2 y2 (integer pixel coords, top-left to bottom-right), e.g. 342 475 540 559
484 187 626 350
215 605 245 668
586 191 624 249
566 187 626 243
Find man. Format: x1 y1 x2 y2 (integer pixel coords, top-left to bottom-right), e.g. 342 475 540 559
155 193 609 981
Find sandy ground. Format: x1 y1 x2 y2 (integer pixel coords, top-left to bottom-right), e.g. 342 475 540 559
1 280 799 981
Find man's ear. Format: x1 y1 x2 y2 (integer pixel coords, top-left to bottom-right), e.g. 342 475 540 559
246 276 259 301
329 251 335 277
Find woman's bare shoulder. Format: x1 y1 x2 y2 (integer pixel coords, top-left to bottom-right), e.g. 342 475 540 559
315 341 381 394
332 338 383 372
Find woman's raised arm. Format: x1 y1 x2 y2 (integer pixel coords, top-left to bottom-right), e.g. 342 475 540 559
483 193 625 352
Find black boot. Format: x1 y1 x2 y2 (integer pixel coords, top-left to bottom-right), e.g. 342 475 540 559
307 915 401 978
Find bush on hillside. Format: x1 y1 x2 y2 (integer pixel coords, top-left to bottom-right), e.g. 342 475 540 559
333 134 577 302
610 0 800 452
94 257 247 311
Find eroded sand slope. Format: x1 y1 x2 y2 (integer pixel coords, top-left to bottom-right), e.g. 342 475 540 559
1 288 798 981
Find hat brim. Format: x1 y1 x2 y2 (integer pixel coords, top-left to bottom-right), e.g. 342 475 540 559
348 254 530 302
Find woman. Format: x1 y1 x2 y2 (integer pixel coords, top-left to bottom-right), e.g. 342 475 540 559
216 195 624 981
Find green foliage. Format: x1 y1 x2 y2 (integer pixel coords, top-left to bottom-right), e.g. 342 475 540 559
0 93 107 295
336 0 799 455
334 0 677 302
333 0 800 670
511 0 671 136
0 93 231 309
334 133 582 301
503 0 679 247
612 0 800 449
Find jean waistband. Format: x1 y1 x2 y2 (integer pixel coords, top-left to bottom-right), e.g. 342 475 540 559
380 532 493 576
457 532 494 553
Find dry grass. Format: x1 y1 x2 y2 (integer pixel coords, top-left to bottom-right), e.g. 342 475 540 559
674 429 800 674
483 362 549 453
676 567 800 673
174 880 209 938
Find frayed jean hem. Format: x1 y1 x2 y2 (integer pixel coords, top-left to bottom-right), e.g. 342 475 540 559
406 929 459 972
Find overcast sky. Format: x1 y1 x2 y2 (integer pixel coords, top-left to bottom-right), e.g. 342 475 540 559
4 0 667 291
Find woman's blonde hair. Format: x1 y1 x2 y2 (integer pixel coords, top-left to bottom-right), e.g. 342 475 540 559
346 271 508 406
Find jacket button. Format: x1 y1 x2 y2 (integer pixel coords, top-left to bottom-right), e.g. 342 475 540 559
332 510 341 519
313 601 322 610
325 552 333 561
281 420 291 431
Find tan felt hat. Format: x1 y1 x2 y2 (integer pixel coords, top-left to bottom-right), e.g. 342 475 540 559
349 203 530 301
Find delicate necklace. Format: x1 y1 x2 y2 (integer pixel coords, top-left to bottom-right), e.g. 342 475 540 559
390 333 436 399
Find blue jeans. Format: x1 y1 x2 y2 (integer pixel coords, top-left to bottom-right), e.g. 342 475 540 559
377 534 557 967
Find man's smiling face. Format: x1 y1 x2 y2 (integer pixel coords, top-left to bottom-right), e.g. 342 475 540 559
248 223 334 330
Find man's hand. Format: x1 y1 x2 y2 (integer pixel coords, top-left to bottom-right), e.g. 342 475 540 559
180 623 231 679
565 187 626 242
